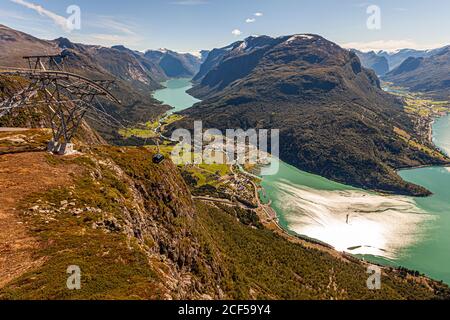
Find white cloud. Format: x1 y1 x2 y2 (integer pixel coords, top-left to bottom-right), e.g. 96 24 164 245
10 0 71 32
180 50 202 58
246 18 256 23
254 12 263 17
231 29 242 36
341 39 446 52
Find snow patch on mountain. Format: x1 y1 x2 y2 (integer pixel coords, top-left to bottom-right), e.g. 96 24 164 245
286 34 314 43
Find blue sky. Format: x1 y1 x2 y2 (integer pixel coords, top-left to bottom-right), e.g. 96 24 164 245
1 0 449 53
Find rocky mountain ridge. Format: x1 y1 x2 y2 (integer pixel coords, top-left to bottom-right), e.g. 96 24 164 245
171 34 449 196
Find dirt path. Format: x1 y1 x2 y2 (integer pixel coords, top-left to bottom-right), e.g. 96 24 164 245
0 151 78 288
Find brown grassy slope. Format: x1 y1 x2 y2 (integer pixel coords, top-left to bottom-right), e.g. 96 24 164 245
0 132 448 299
0 24 59 67
0 151 80 288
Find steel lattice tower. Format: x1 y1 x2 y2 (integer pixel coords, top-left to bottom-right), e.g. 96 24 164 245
0 55 121 154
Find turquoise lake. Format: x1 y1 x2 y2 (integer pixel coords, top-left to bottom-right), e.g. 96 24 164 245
152 79 450 284
152 78 200 114
261 115 450 284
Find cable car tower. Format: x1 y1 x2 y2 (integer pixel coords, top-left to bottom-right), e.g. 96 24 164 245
0 54 121 155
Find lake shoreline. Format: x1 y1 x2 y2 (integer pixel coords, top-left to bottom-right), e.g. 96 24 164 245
152 79 450 285
257 113 450 284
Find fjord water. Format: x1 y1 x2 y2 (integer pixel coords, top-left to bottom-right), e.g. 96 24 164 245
152 78 200 114
433 115 450 155
260 162 433 260
394 115 450 283
261 114 450 284
153 81 450 284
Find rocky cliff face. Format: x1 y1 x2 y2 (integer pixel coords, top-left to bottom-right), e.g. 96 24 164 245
145 49 202 78
352 50 389 76
378 49 430 70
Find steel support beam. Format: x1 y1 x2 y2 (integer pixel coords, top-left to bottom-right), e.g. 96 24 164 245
0 54 121 155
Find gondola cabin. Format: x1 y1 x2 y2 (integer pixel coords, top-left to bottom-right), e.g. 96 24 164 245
152 153 165 164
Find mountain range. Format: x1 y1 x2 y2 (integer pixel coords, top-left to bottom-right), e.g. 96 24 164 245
170 34 449 196
351 50 389 76
0 24 203 142
384 46 450 99
2 25 449 195
0 24 169 140
355 48 443 72
2 24 450 299
144 49 202 78
379 49 433 70
354 47 450 99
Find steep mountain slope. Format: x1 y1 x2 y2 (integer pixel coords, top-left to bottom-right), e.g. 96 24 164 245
192 40 244 82
0 24 60 66
362 47 448 71
384 47 450 99
172 34 449 196
109 44 168 84
0 130 448 299
199 50 210 63
378 49 430 70
51 39 170 127
0 25 169 142
352 50 389 76
145 49 202 78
